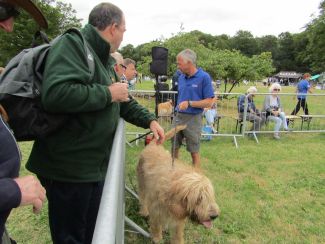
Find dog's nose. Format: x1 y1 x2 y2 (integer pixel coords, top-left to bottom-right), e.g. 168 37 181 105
210 214 219 220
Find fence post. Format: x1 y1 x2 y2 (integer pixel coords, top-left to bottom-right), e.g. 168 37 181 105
92 119 125 244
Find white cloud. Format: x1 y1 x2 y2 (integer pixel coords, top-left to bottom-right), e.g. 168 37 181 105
64 0 321 46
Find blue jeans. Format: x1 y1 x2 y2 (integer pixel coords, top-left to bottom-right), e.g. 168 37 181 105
204 109 217 125
268 112 288 132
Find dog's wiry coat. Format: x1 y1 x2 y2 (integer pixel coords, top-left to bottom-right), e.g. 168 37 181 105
137 125 220 244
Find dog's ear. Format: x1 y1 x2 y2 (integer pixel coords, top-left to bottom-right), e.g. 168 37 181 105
168 203 187 219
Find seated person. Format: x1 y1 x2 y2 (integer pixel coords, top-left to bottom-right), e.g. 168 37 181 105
262 83 291 140
237 87 265 133
203 96 217 133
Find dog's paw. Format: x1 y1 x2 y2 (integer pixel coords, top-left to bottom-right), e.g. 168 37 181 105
151 235 162 243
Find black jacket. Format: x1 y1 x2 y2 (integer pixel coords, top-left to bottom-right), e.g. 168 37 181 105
0 115 21 238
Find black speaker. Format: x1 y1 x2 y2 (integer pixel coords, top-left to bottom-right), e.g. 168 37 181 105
150 47 168 75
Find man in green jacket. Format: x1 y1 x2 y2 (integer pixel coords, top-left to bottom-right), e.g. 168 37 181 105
26 2 164 243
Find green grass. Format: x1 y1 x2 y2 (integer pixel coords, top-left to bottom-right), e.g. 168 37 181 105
125 134 325 243
6 81 325 243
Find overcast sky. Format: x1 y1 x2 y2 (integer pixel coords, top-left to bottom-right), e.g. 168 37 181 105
64 0 321 47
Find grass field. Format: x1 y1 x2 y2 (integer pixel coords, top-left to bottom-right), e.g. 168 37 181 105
6 81 325 243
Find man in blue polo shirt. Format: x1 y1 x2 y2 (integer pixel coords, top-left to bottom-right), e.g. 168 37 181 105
291 73 312 115
171 49 214 168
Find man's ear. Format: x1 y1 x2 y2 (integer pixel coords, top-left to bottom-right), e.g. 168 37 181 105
98 24 114 41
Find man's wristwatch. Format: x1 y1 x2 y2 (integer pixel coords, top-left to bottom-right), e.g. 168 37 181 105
188 100 193 107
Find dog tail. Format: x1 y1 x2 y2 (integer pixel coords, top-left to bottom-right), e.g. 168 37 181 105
164 124 187 140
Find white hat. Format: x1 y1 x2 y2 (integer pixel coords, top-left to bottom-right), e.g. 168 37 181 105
247 86 257 94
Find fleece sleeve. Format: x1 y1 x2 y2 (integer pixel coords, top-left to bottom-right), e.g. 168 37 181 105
120 97 156 129
0 178 21 211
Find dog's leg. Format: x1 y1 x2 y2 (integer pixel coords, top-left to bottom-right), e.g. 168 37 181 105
136 157 149 216
170 220 185 244
149 217 163 243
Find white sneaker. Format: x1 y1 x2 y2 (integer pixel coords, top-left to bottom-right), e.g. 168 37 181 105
274 134 280 140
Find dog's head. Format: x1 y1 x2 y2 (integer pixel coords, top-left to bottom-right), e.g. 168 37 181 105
169 171 220 228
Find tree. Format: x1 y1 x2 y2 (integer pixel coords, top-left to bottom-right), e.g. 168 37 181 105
230 30 259 57
275 32 296 72
304 0 325 73
292 32 310 72
257 35 278 57
0 0 81 66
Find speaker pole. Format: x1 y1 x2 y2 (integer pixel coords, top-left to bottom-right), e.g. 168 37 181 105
154 74 159 117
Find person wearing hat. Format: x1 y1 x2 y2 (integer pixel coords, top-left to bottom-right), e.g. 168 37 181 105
0 1 47 243
237 86 266 133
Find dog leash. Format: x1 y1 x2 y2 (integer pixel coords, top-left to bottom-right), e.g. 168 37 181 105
171 109 179 168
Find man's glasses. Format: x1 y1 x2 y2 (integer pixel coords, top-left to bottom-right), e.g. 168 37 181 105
273 89 280 91
119 64 127 69
0 3 20 21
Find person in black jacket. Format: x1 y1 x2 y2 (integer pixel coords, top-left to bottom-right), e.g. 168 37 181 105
0 0 47 243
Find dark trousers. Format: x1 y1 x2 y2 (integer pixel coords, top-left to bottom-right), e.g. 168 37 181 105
291 98 309 115
39 177 104 244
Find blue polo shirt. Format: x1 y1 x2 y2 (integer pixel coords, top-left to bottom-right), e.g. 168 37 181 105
297 79 310 99
176 68 214 114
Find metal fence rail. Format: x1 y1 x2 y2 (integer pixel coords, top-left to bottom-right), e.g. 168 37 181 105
240 92 325 135
92 91 325 243
92 119 125 244
127 90 325 147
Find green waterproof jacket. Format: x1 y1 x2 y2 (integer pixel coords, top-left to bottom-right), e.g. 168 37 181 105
26 24 156 182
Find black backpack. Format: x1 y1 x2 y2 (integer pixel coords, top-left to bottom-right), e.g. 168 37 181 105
0 28 94 141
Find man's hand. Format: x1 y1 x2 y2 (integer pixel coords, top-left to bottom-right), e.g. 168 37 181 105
108 83 129 102
14 175 46 214
0 104 9 122
149 120 165 144
272 110 279 116
178 100 189 111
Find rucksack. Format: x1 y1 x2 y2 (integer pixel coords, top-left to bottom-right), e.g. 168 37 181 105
0 28 94 141
201 125 213 141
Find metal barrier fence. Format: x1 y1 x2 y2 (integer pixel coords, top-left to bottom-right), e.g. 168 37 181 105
92 119 150 244
92 119 125 244
92 91 325 243
239 92 325 143
127 90 325 147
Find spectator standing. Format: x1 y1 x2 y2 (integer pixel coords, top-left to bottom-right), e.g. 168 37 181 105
123 58 137 90
0 0 47 243
291 73 312 116
262 83 291 140
110 51 126 82
172 49 214 168
171 69 181 106
25 3 164 243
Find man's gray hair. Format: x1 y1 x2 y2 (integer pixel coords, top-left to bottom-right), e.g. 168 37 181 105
123 58 136 66
177 49 197 66
88 2 123 31
111 52 123 65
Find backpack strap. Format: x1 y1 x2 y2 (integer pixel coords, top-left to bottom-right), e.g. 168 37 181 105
31 30 50 47
63 28 95 83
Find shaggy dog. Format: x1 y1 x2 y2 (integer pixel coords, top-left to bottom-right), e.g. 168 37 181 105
137 126 220 244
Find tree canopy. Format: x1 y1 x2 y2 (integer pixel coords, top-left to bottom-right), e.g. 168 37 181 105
120 0 324 79
0 0 81 66
1 0 324 79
